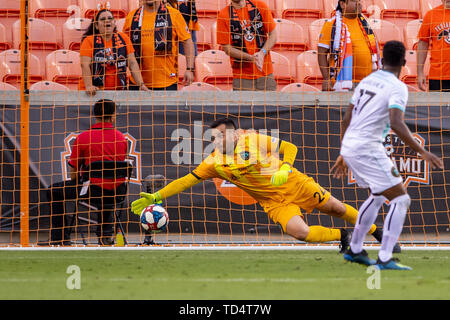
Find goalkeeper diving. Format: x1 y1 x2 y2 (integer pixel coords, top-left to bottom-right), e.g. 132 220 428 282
132 118 397 250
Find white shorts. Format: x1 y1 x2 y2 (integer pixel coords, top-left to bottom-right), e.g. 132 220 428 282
342 153 403 194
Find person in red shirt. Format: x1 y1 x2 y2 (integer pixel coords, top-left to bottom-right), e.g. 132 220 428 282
216 0 278 91
417 0 450 91
46 99 128 246
79 8 149 95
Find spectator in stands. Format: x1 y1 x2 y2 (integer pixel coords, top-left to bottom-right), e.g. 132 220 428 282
417 0 450 92
318 0 381 91
45 99 128 246
79 7 148 96
166 0 199 56
123 0 195 90
216 0 278 91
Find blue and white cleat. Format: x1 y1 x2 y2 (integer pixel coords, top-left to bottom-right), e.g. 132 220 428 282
375 258 412 270
343 248 376 266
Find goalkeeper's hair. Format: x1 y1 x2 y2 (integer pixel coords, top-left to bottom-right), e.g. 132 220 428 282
210 118 237 129
93 99 117 119
382 40 406 67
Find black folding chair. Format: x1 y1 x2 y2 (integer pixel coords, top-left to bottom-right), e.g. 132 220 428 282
68 160 133 245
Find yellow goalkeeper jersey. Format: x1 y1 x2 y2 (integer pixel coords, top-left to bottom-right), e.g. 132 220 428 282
192 131 312 212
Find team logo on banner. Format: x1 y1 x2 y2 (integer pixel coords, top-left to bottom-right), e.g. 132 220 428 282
60 132 142 184
348 131 430 187
213 178 257 206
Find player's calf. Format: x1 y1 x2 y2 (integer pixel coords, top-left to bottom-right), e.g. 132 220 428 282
378 194 410 262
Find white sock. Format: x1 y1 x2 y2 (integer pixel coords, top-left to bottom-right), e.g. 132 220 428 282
378 194 411 262
350 194 386 254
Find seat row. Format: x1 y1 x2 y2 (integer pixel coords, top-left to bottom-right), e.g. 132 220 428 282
0 80 325 92
0 48 429 91
0 0 440 20
0 0 441 46
0 16 428 64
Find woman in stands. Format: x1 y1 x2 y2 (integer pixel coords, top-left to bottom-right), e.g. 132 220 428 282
79 6 149 95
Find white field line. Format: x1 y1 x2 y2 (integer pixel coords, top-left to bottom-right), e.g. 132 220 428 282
0 245 449 251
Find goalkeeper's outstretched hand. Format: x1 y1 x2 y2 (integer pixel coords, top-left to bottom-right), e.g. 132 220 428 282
271 163 292 186
131 192 161 216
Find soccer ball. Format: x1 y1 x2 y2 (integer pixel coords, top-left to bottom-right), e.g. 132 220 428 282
140 204 169 232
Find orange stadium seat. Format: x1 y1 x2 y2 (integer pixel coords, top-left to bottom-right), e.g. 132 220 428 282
420 0 442 17
296 50 323 90
277 0 324 31
211 21 219 50
30 80 70 91
195 49 233 90
197 23 213 53
404 19 422 50
62 18 91 51
308 18 331 51
0 82 18 90
46 49 81 90
196 0 227 31
267 0 278 18
128 0 141 11
280 82 321 92
0 49 43 88
80 0 129 19
272 19 308 76
196 0 227 19
371 0 421 30
181 82 222 91
13 18 61 66
367 18 403 49
0 0 20 45
30 0 79 48
0 23 11 52
400 49 430 85
407 84 420 92
270 51 296 89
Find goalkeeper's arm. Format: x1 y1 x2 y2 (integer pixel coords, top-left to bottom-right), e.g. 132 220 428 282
271 140 297 186
278 140 297 167
132 173 201 215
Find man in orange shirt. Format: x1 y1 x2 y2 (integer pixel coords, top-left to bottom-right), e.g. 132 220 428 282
123 0 195 90
417 0 450 92
318 0 381 91
216 0 278 91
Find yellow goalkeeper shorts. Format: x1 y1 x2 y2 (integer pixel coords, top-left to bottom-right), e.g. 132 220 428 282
265 178 331 232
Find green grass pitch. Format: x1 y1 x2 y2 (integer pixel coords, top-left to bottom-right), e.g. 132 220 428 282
0 249 449 300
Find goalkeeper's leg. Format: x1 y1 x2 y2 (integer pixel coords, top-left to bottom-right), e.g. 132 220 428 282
273 205 345 244
318 195 378 236
298 179 380 239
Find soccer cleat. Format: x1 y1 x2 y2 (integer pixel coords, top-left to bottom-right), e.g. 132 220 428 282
392 242 402 253
375 257 412 270
371 229 402 253
343 248 376 266
339 229 351 253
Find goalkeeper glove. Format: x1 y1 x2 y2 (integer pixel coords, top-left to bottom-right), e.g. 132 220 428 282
271 163 292 186
131 192 162 216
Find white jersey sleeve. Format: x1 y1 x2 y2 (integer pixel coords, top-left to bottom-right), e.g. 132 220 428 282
388 83 408 113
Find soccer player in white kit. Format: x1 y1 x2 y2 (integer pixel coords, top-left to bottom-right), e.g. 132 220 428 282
332 41 444 270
